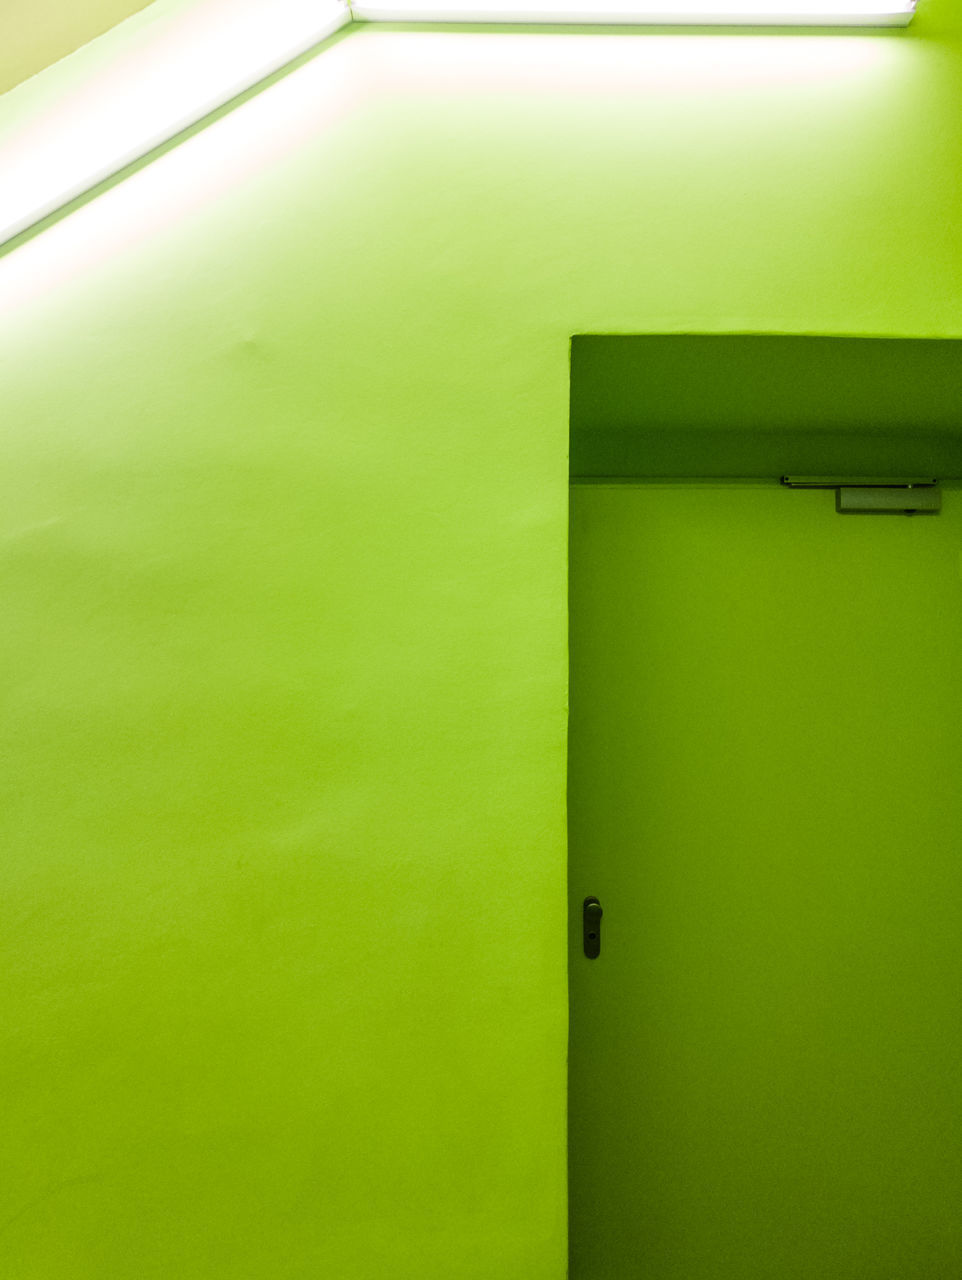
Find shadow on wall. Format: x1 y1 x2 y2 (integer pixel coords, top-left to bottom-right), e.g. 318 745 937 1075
570 334 962 480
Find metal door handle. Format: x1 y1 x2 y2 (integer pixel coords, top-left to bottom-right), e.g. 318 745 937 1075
583 897 603 958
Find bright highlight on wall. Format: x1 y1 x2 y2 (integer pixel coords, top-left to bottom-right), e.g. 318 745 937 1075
352 0 916 24
0 0 351 253
0 0 917 256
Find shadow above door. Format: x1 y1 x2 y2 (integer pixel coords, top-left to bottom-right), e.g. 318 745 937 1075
570 334 962 481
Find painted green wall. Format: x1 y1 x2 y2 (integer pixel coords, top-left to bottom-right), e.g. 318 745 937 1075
570 334 962 477
2 3 962 1275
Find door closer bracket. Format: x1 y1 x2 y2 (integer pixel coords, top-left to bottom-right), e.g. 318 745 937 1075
780 476 941 515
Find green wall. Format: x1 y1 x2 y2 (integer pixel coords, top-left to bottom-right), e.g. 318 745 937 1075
2 3 962 1275
571 334 962 477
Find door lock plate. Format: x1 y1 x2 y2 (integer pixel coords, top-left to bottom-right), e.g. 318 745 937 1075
583 897 603 959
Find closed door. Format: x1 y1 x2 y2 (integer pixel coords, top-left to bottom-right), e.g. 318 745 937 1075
568 481 962 1279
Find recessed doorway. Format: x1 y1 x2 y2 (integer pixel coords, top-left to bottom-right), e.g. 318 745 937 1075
567 335 962 1279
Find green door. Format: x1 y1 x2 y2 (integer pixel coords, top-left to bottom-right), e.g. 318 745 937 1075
568 481 962 1279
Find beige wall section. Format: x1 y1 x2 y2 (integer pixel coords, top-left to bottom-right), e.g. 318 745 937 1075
0 0 156 95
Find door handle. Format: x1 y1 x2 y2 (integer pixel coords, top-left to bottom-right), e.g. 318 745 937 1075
583 897 603 958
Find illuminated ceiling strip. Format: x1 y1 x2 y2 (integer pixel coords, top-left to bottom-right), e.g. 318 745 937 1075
0 0 352 253
0 0 917 256
353 0 916 23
